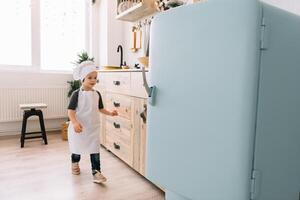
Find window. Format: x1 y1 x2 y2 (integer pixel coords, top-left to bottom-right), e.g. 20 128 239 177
0 0 31 66
0 0 92 71
41 0 87 70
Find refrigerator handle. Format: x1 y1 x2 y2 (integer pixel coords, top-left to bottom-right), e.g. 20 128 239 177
142 66 156 105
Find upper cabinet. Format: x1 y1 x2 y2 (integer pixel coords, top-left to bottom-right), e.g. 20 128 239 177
116 0 157 22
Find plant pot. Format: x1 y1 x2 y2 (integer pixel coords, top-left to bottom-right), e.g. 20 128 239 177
61 121 69 141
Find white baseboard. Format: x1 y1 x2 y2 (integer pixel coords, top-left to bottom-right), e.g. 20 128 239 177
0 118 68 137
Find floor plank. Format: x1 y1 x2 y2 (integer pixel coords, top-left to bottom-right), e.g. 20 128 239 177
0 132 164 200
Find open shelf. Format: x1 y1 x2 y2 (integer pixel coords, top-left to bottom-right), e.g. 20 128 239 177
116 0 157 22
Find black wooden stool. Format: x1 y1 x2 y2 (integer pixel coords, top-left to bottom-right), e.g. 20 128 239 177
19 104 48 148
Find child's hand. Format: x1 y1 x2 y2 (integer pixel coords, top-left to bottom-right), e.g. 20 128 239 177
73 122 83 133
111 110 118 116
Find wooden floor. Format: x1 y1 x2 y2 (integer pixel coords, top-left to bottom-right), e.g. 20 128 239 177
0 132 164 200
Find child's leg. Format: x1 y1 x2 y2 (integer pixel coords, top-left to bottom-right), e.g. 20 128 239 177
71 153 81 175
90 153 101 175
90 153 106 183
71 153 81 163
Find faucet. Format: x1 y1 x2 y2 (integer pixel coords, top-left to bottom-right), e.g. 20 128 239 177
117 45 123 68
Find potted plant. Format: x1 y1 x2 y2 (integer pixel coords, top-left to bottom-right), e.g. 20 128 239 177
62 51 94 141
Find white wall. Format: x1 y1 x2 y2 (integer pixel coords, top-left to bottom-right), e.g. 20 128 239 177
99 0 108 66
99 0 124 67
99 0 147 68
107 0 125 67
123 21 145 67
0 70 71 87
0 71 71 136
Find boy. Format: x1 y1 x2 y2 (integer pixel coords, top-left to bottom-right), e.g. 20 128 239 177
68 61 117 183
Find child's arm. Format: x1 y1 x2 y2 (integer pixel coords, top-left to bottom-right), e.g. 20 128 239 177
97 91 118 116
68 109 82 133
99 108 118 116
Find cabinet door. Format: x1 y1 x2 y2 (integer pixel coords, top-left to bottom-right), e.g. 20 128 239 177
139 99 147 176
253 4 300 200
132 97 147 174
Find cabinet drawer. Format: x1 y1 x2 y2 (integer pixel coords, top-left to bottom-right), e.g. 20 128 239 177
106 134 132 165
106 93 132 120
106 116 132 146
104 73 131 94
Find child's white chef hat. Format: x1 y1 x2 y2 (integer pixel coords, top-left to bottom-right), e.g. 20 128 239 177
73 61 99 81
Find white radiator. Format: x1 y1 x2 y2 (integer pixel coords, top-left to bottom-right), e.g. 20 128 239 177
0 87 69 122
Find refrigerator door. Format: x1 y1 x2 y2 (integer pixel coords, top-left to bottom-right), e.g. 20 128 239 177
253 3 300 200
147 0 260 199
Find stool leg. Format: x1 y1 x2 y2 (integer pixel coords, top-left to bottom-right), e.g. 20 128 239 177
20 112 28 148
38 111 48 145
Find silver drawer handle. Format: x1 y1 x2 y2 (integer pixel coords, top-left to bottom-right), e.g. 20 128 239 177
113 122 120 129
113 142 120 150
113 102 120 107
113 81 120 86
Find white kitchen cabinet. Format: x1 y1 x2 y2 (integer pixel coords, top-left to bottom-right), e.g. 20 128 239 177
95 70 148 175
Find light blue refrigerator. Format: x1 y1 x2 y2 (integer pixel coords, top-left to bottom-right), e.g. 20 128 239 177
144 0 300 200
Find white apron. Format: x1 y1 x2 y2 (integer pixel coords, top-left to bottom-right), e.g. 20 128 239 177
68 89 100 154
